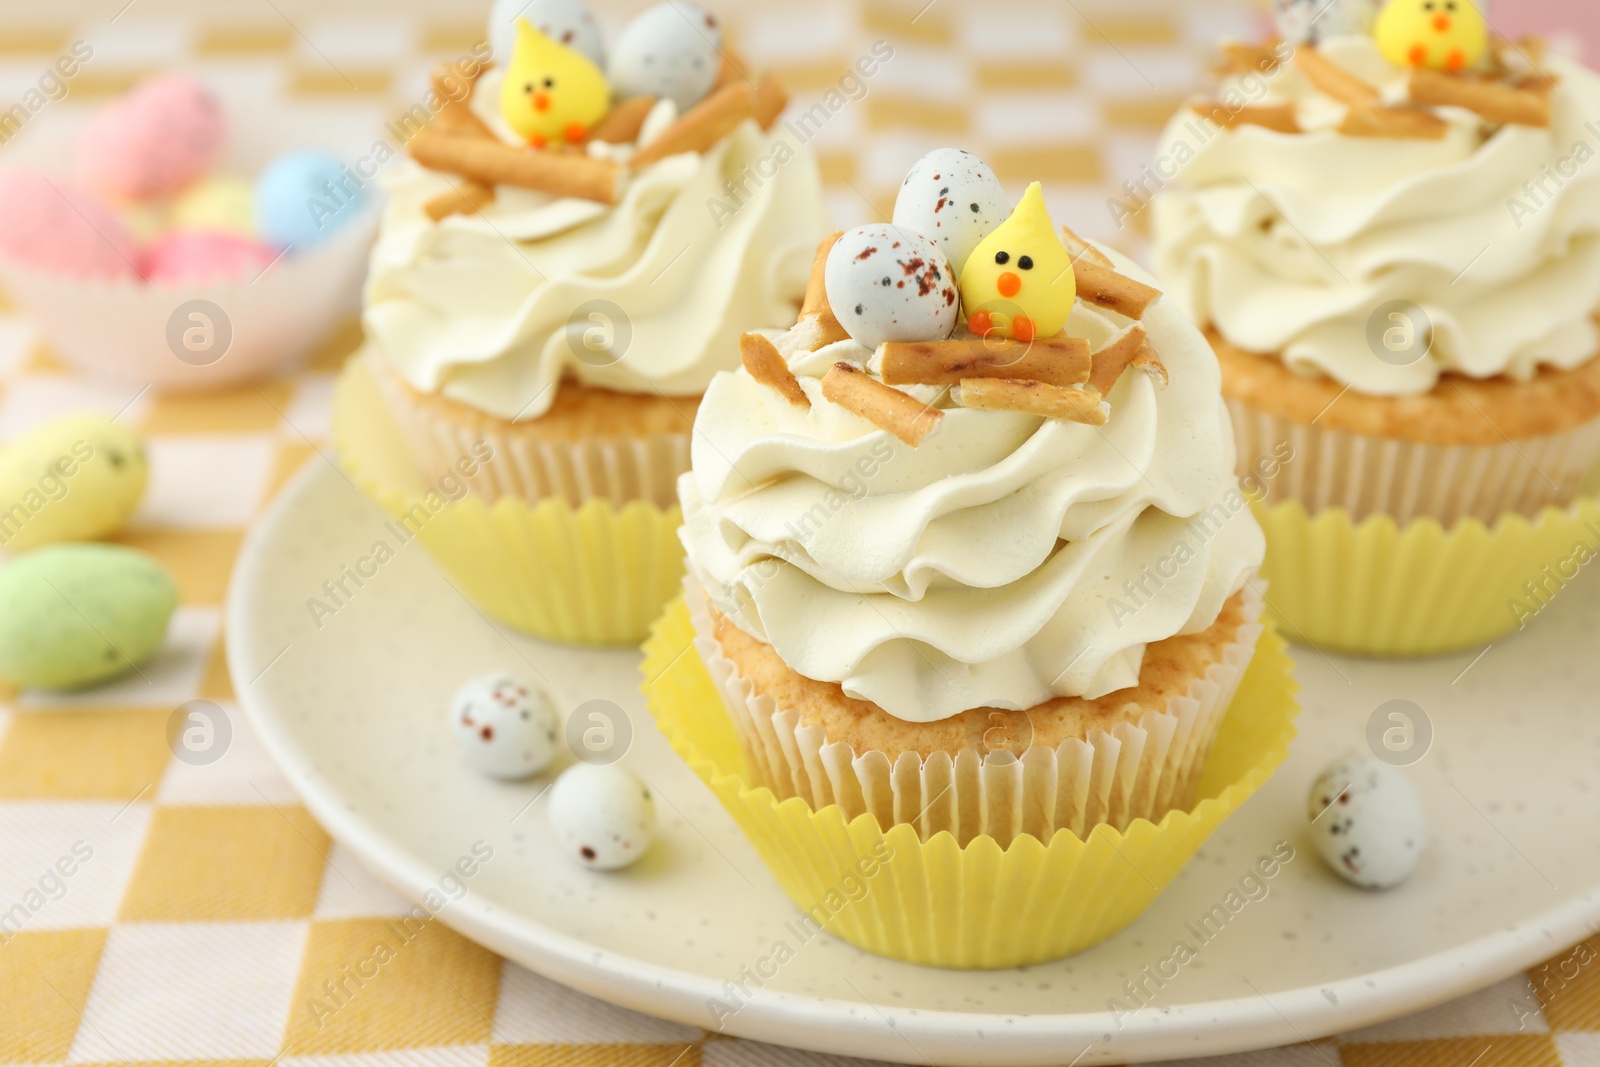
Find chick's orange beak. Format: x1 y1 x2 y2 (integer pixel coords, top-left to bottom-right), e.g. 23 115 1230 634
996 271 1021 298
1433 13 1451 32
533 91 551 112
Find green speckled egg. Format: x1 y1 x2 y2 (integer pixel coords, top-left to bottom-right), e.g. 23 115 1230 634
0 544 177 691
0 414 148 551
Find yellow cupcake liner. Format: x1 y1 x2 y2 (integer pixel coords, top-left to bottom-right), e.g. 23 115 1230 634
642 597 1300 969
1254 495 1600 657
333 355 686 646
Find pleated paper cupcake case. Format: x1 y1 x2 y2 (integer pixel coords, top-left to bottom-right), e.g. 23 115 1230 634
642 595 1300 968
368 352 692 510
1252 494 1600 656
1228 396 1600 526
687 581 1264 848
334 354 687 645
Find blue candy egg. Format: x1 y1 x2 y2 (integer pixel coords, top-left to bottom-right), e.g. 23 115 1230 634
254 151 364 251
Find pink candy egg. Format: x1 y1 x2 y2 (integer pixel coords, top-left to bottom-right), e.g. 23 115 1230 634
0 169 140 279
74 73 224 202
141 230 277 284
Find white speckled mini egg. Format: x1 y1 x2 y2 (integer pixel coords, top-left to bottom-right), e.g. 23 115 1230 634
824 223 960 350
548 763 657 870
1307 752 1427 890
1273 0 1375 44
490 0 606 69
607 2 721 111
451 672 559 780
892 148 1008 276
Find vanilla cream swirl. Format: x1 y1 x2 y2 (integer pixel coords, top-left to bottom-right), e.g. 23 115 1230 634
1152 36 1600 395
364 67 828 421
679 252 1264 722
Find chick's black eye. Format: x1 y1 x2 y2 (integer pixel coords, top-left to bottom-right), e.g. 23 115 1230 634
543 77 555 88
1018 255 1034 270
994 250 1009 265
523 83 533 92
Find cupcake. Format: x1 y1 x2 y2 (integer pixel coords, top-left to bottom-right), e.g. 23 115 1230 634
1150 5 1600 654
644 150 1300 968
339 1 829 644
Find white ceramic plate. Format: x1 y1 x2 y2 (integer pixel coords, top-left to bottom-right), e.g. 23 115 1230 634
228 458 1600 1065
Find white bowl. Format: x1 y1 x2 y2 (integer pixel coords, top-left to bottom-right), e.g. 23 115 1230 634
0 205 377 392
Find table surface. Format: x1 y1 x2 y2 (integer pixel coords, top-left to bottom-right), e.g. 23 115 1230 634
0 2 1597 1064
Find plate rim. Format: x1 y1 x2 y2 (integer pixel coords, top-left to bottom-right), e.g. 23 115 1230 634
226 457 1600 1065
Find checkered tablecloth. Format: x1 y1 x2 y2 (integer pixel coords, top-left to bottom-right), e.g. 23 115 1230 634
0 1 1598 1064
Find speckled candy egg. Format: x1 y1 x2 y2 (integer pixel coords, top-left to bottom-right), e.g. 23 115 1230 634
0 414 147 550
892 148 1008 276
1274 0 1376 44
0 544 176 691
255 151 364 250
451 672 559 780
825 223 959 350
607 2 721 111
547 763 656 870
74 73 224 202
170 175 257 238
1307 753 1427 890
0 169 140 279
143 231 278 284
489 0 606 69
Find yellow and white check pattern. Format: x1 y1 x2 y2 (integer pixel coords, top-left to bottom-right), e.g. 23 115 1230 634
0 1 1598 1064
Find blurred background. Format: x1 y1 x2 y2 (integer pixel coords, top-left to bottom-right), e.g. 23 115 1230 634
1 3 1599 1063
0 0 1591 266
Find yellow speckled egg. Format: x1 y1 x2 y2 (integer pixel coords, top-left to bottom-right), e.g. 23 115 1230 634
119 200 170 243
170 175 257 238
0 414 148 550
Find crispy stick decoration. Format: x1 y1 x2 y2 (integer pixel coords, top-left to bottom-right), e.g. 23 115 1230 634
634 80 767 167
821 362 942 445
1088 325 1147 396
880 336 1091 388
1059 224 1113 268
431 62 496 140
1338 105 1448 140
714 49 752 90
1410 68 1551 127
1072 258 1162 319
590 96 657 144
799 231 851 346
409 129 622 203
958 379 1107 426
1493 35 1548 74
740 333 809 407
1192 102 1301 134
754 73 789 128
1217 40 1285 76
1293 45 1379 107
1133 344 1169 385
424 178 495 221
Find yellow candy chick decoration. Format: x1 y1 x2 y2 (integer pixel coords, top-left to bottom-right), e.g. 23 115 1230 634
1374 0 1488 73
958 182 1076 343
499 19 610 148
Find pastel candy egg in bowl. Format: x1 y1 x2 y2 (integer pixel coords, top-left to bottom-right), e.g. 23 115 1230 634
0 85 378 392
0 169 140 280
72 73 224 203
